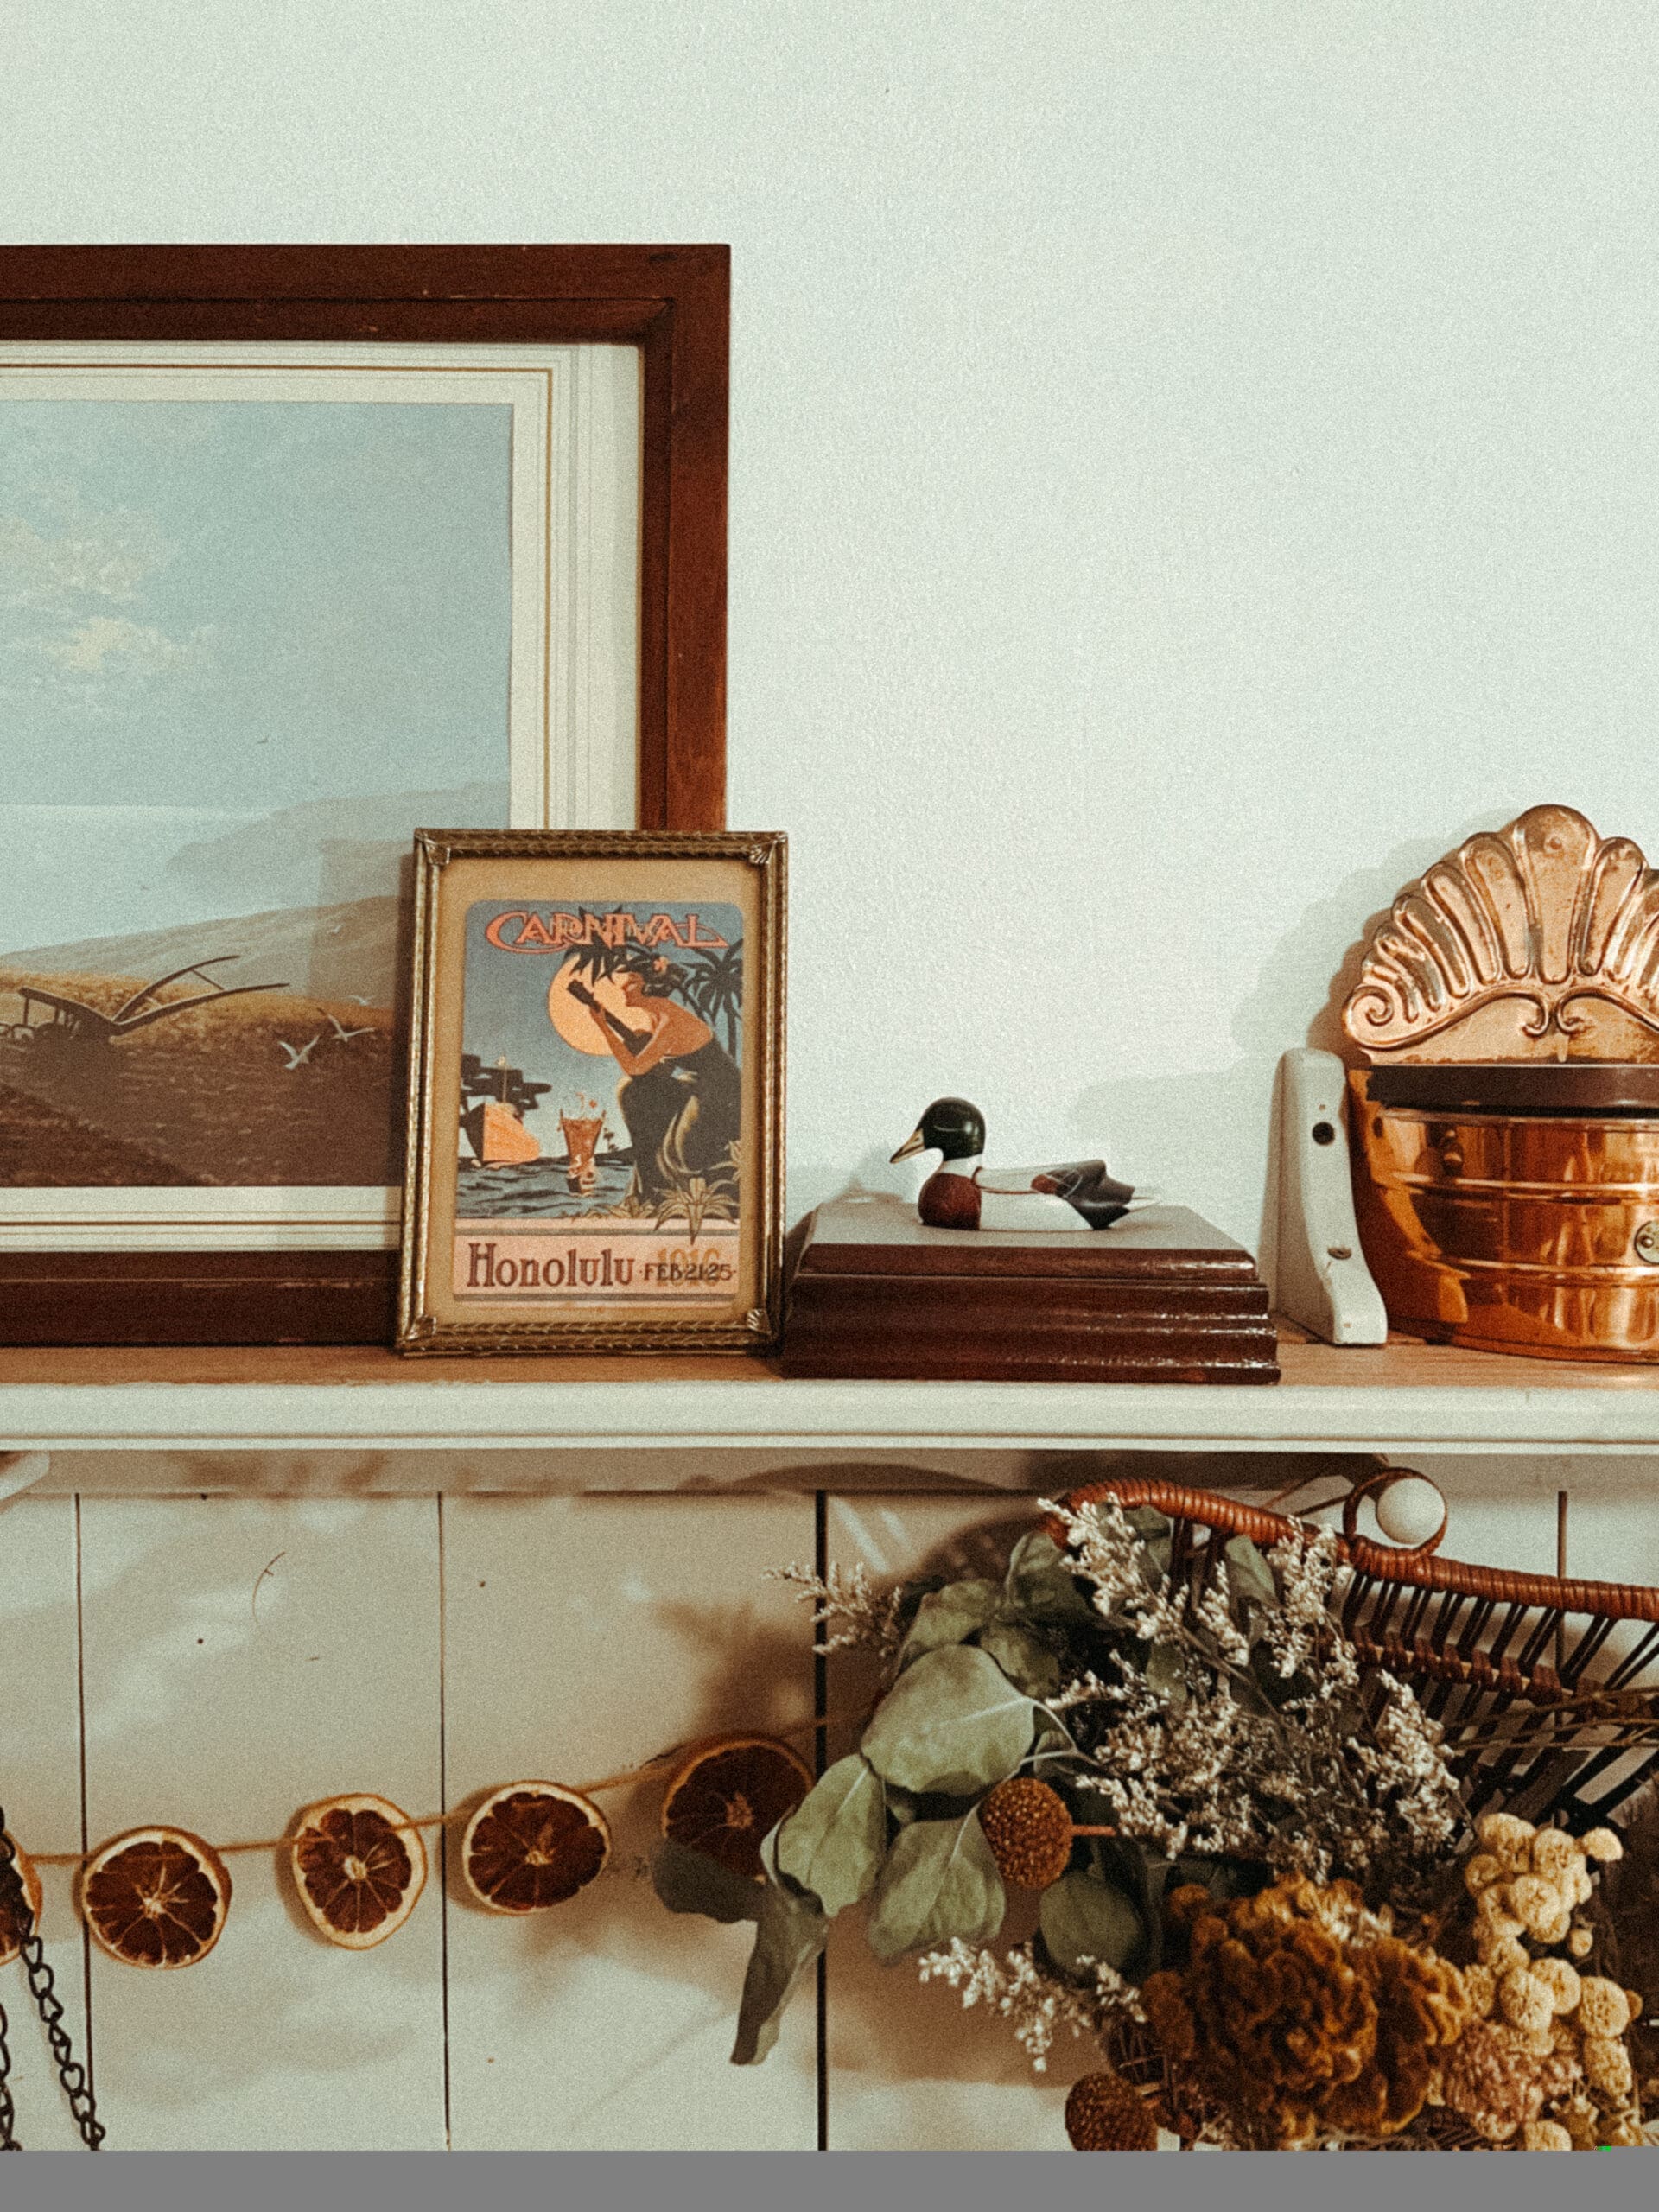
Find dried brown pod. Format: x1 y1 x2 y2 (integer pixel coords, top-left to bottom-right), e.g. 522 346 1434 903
1065 2069 1159 2151
979 1778 1076 1891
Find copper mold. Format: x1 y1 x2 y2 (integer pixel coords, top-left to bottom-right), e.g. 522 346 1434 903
1340 804 1659 1360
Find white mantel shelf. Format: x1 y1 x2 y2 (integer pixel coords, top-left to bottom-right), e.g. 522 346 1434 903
2 1335 1659 1459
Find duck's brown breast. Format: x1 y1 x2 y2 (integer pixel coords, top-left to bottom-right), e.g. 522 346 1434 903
918 1169 982 1230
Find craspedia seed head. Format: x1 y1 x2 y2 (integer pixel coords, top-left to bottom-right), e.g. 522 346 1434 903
1065 2069 1159 2151
978 1777 1073 1890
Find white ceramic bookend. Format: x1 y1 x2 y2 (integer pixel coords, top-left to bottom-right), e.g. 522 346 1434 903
1272 1047 1389 1346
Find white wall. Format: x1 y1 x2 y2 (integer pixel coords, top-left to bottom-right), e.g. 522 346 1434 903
7 2 1658 1248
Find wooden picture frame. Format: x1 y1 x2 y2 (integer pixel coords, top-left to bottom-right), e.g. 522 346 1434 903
397 830 785 1356
0 245 728 1344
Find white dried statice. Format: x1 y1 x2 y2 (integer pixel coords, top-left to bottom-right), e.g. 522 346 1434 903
917 1938 1145 2070
1042 1496 1186 1646
1042 1496 1463 1893
770 1561 907 1658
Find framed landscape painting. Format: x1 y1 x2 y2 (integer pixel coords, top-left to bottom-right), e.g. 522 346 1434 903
397 830 785 1354
0 247 728 1342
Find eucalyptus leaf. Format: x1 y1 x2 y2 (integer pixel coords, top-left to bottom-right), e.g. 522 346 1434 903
1224 1535 1278 1612
866 1813 1006 1961
730 1872 830 2065
1039 1869 1146 1980
898 1579 1002 1669
775 1754 887 1916
861 1643 1036 1796
1127 1506 1173 1577
1001 1533 1095 1624
650 1837 762 1925
976 1619 1064 1699
1144 1640 1186 1702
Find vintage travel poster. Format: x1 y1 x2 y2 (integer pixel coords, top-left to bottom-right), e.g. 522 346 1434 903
452 898 746 1311
399 831 784 1353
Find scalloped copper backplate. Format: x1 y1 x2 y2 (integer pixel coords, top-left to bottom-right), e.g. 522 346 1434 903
1343 804 1659 1065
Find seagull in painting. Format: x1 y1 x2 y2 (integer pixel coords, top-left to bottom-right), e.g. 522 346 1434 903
326 1013 372 1044
279 1035 323 1070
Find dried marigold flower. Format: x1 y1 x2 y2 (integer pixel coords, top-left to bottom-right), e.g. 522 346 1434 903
1531 1957 1582 2017
1569 1866 1592 1906
1463 1852 1505 1894
1568 1925 1594 1960
1575 1978 1630 2040
1499 1970 1554 2037
1064 2069 1159 2152
1583 2036 1634 2098
1508 1875 1566 1941
1478 1931 1529 1976
978 1778 1073 1891
1478 1813 1535 1860
1462 1963 1496 2015
1141 1877 1472 2149
1522 2119 1573 2151
1477 1889 1525 1942
1581 1827 1624 1864
1529 1828 1582 1879
1442 2018 1580 2142
1537 1904 1573 1948
1624 1987 1644 2026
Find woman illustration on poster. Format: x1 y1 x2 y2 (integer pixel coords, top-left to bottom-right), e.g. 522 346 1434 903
566 955 741 1203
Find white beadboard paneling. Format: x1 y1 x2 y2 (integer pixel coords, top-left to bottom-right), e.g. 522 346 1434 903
442 1493 817 2151
0 1495 90 2151
76 1497 444 2150
823 1495 1090 2152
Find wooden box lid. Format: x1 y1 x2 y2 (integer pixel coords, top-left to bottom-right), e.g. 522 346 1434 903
792 1195 1262 1282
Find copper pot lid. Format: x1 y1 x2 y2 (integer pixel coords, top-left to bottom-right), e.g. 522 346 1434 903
1362 1061 1659 1116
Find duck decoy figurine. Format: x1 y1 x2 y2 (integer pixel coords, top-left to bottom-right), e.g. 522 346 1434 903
890 1097 1144 1232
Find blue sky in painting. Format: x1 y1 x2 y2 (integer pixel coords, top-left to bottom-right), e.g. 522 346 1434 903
0 398 512 811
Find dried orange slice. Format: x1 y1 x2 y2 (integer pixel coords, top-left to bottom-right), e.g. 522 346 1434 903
289 1793 427 1950
79 1826 231 1969
659 1734 813 1881
461 1782 611 1914
0 1836 42 1965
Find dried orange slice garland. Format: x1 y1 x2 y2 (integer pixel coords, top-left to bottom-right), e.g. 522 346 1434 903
79 1827 231 1970
659 1735 813 1881
461 1782 612 1913
0 1834 42 1965
289 1793 427 1950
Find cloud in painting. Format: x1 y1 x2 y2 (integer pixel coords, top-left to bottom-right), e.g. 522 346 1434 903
0 499 173 608
35 613 211 678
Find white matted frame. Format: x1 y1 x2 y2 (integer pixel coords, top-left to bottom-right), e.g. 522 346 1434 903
0 339 640 1254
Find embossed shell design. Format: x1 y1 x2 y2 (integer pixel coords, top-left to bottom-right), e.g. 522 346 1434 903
1342 805 1659 1063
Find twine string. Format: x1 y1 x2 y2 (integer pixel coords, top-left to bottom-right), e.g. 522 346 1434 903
25 1703 868 1869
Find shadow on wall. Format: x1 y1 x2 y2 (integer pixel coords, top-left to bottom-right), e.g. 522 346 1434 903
821 809 1523 1258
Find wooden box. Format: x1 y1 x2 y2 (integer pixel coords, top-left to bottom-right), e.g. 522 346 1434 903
782 1195 1279 1383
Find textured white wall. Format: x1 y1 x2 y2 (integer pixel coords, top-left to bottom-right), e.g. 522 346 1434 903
6 3 1657 1248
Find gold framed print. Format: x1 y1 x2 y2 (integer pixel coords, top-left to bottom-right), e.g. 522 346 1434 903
397 830 785 1354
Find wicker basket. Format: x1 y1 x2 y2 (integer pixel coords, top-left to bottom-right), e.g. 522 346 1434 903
1055 1471 1659 2150
1057 1469 1659 1833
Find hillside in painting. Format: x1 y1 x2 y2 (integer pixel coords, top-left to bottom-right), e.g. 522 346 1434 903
0 897 402 1185
2 893 404 1010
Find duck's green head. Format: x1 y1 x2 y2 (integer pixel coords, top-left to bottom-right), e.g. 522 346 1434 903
891 1096 985 1166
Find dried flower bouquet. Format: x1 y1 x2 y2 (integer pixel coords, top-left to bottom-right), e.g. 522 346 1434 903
652 1491 1658 2152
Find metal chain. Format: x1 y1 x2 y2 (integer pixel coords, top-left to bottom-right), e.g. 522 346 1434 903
0 1812 104 2149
